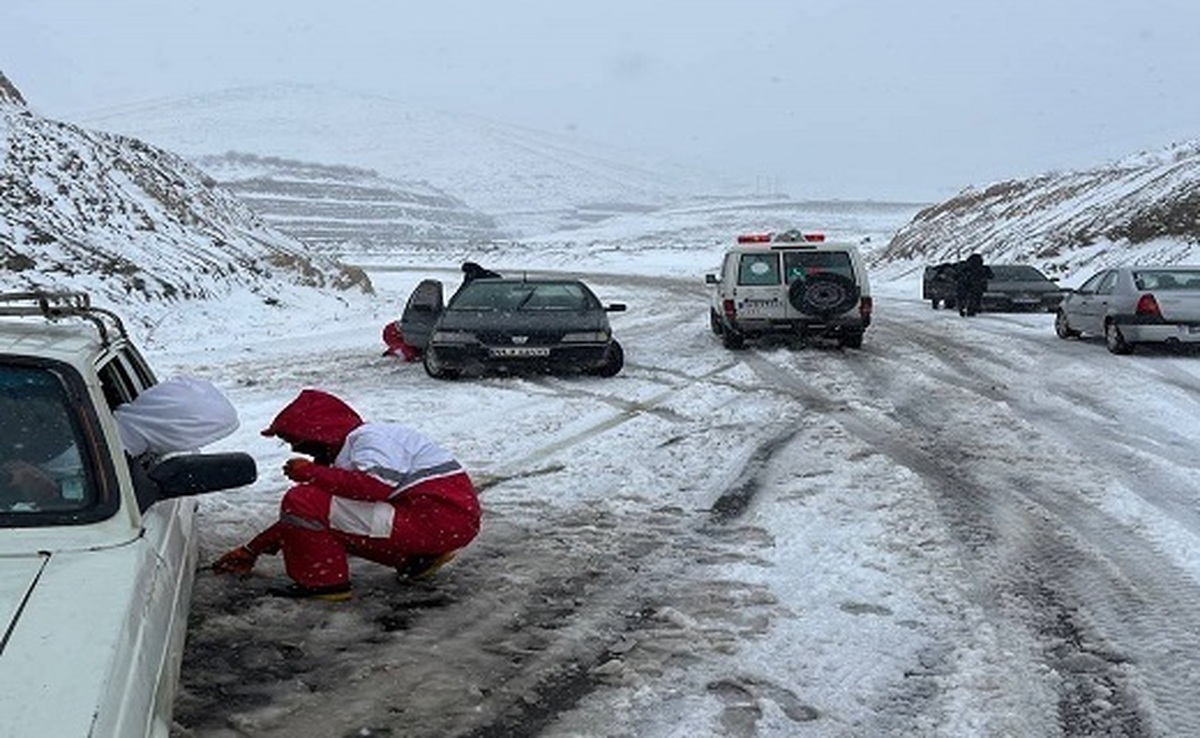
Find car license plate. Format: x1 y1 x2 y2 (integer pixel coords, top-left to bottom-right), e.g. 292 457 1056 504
490 346 551 358
739 298 779 316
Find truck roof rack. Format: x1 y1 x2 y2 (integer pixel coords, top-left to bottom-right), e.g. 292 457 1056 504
0 291 129 346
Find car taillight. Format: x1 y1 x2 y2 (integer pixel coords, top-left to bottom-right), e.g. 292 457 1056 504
1136 293 1162 318
722 298 736 317
859 296 873 319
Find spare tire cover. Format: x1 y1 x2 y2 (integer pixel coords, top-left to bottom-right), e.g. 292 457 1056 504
788 273 860 316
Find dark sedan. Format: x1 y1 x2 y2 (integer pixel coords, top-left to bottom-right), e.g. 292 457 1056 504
981 265 1065 312
407 277 626 379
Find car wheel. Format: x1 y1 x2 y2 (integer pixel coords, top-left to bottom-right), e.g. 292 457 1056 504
592 340 624 377
720 324 746 349
930 299 939 310
788 273 860 316
1105 321 1134 354
1054 310 1080 339
709 309 724 335
422 348 460 379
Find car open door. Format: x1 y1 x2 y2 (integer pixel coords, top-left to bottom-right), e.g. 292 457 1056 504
399 279 445 351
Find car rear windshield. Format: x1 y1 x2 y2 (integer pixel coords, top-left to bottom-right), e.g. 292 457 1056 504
449 281 594 311
1133 270 1200 291
782 252 854 283
0 362 107 527
990 265 1052 282
736 251 854 286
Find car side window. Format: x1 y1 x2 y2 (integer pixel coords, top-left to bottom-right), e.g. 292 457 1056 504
99 355 140 410
737 253 780 286
1096 271 1119 295
1077 271 1107 295
97 352 162 511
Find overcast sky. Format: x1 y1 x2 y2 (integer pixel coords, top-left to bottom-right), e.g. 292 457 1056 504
4 0 1198 201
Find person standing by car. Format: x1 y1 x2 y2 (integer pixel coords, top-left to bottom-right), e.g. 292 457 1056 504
211 389 481 600
954 253 994 316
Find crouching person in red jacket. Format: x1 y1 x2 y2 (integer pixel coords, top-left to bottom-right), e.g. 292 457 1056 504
212 389 481 601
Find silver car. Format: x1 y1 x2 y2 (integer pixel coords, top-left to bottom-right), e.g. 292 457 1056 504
1055 266 1200 353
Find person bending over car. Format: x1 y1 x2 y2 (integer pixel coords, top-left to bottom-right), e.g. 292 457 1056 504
461 261 501 283
212 389 481 600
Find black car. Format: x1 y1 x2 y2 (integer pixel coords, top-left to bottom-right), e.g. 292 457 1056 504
981 265 1065 312
923 262 960 309
923 262 1063 312
401 277 626 379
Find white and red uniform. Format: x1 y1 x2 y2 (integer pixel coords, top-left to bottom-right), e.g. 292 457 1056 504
249 389 480 588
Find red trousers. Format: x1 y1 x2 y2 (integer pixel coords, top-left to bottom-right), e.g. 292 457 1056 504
382 322 421 362
272 473 480 588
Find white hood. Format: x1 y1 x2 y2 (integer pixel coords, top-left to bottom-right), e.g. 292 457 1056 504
0 542 153 738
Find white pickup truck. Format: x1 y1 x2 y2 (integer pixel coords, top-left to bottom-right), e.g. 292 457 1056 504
0 291 256 738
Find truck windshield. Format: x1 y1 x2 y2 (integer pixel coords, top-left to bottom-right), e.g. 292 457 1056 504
0 364 99 525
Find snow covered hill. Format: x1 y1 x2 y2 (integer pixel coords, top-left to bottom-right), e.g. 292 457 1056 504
1 88 372 339
194 152 502 253
75 84 736 236
7 64 1198 328
877 141 1200 279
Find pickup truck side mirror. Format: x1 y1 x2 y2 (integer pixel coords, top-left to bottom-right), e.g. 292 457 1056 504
705 274 719 285
148 452 258 497
605 303 627 312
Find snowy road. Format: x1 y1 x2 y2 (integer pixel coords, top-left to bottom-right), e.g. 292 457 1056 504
161 268 1200 737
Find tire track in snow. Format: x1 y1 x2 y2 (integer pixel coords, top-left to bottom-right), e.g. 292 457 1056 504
175 275 805 737
836 311 1200 736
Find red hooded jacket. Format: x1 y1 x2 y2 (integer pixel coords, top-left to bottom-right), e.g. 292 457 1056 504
257 389 479 527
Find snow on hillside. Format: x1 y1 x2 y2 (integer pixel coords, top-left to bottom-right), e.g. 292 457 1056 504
194 152 502 251
8 65 1200 340
76 84 740 236
877 140 1200 281
0 98 373 341
352 197 927 283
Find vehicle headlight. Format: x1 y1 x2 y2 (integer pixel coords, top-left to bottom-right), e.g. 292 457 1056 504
431 330 476 344
561 331 610 342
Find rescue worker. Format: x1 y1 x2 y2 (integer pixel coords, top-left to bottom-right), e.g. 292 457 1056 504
211 389 481 600
954 253 994 317
381 320 421 361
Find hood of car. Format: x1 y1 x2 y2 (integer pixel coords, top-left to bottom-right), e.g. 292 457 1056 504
0 543 148 737
0 512 142 557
